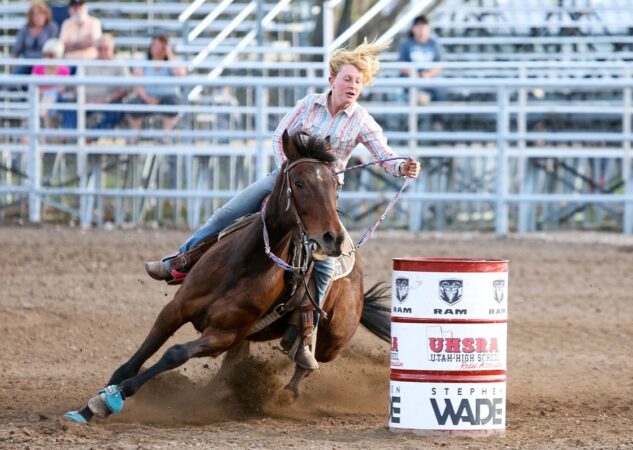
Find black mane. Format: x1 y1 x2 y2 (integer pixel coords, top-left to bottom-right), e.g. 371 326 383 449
289 132 336 163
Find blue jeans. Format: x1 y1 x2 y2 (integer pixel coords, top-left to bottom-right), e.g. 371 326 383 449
175 168 334 307
11 65 32 76
61 100 125 130
178 168 280 252
314 256 335 310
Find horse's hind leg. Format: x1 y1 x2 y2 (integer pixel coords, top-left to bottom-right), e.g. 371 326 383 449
213 339 250 383
108 298 187 386
284 365 311 400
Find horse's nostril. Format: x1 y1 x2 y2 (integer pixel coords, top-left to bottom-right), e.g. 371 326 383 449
323 231 334 244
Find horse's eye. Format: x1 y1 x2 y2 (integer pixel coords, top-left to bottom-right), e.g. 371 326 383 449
295 181 304 189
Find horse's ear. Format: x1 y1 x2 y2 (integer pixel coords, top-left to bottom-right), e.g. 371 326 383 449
324 135 331 151
282 129 300 161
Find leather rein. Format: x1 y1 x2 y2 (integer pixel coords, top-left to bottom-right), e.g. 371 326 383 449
334 156 413 248
257 155 412 324
261 155 414 270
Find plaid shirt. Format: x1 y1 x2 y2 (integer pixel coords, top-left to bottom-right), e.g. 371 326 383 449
272 92 404 183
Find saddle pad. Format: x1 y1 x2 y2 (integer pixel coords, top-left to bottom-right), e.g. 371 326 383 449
332 225 356 281
218 212 260 241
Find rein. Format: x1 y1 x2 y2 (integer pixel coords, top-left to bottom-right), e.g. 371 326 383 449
335 156 413 248
259 155 411 321
261 157 328 273
261 155 414 270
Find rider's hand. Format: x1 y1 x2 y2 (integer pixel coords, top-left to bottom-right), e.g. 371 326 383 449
400 159 420 178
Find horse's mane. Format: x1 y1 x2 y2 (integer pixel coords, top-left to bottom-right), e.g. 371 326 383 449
288 132 336 164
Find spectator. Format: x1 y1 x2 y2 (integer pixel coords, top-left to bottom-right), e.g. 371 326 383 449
59 0 102 60
127 34 187 144
11 1 59 75
32 38 71 128
398 15 445 104
61 34 129 132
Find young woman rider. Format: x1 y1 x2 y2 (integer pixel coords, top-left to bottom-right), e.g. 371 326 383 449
145 40 421 369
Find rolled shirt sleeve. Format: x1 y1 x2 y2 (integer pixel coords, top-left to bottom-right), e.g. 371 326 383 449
357 109 404 177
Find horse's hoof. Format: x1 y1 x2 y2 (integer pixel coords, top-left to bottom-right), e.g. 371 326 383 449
99 385 125 414
63 411 88 424
283 384 300 401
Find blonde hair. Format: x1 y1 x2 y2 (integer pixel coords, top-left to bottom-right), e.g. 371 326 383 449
328 39 390 86
27 1 52 27
42 38 64 59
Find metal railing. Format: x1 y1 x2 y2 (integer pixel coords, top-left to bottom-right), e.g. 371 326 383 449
1 58 632 233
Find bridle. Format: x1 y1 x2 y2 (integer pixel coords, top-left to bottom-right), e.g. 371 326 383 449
259 154 413 322
261 157 336 273
261 155 414 270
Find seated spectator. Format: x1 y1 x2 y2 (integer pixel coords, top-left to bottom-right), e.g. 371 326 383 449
127 34 187 144
32 38 71 128
11 1 59 75
61 34 129 132
398 15 445 104
59 0 102 61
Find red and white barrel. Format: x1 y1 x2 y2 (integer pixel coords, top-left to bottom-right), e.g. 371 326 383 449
389 258 508 436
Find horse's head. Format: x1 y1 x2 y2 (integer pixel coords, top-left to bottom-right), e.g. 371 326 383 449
280 130 344 258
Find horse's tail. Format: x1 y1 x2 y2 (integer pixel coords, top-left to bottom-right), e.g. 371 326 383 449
360 282 391 343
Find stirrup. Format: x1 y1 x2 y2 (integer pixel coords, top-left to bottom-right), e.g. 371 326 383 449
166 269 187 285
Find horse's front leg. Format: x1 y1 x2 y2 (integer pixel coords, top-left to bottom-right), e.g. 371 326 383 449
119 328 236 398
65 328 238 424
64 299 188 424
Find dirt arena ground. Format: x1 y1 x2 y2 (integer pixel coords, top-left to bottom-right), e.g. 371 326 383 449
1 226 632 449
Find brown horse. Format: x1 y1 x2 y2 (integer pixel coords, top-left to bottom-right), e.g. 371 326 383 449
64 130 390 424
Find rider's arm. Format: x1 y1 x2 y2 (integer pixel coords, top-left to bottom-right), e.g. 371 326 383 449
357 109 405 177
271 95 310 168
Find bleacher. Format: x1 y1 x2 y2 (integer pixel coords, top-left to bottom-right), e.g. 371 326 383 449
432 0 633 61
1 0 633 232
364 0 633 135
1 1 311 56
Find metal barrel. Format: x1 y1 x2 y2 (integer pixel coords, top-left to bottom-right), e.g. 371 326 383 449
389 258 509 436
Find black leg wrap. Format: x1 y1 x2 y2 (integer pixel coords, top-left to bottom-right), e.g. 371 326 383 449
79 406 94 421
108 362 138 387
